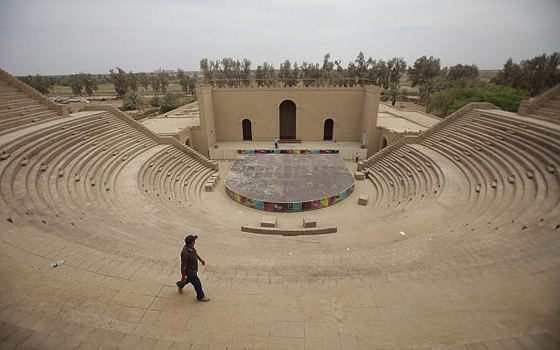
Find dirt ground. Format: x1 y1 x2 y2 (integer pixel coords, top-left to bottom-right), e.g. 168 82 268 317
390 100 427 112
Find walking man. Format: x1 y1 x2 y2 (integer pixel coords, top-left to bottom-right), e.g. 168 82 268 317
273 137 279 149
355 151 360 163
176 235 210 301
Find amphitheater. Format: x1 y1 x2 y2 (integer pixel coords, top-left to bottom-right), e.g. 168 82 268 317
0 67 559 350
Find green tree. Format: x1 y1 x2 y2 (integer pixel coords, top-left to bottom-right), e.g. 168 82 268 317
334 60 345 86
419 76 446 102
97 74 110 84
277 59 300 87
255 65 265 87
491 59 522 89
188 75 196 93
278 60 292 86
346 62 357 87
138 72 150 91
355 51 368 85
150 74 160 95
220 58 234 87
127 72 138 92
122 91 143 111
492 53 560 96
427 84 529 116
241 58 252 87
69 74 84 95
150 96 161 107
177 69 190 93
19 74 52 94
255 62 275 87
159 92 180 113
199 58 213 86
289 62 300 87
158 72 169 93
408 56 442 87
67 72 97 96
382 83 405 106
375 60 389 88
387 57 407 87
79 73 98 96
447 64 479 81
265 63 276 87
301 62 320 87
517 53 559 95
209 60 222 87
109 67 128 98
321 53 336 86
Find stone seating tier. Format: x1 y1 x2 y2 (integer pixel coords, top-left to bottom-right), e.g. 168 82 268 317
518 83 560 123
0 74 66 134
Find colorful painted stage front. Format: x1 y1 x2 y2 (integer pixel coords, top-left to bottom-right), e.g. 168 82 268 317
225 153 355 212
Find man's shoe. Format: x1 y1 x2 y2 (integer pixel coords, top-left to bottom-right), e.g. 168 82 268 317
198 296 210 302
176 281 183 294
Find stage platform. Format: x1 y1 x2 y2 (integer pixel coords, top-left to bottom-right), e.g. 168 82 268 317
225 153 355 212
209 141 366 160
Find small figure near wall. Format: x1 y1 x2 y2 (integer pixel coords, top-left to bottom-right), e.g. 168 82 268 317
355 151 360 163
273 137 279 149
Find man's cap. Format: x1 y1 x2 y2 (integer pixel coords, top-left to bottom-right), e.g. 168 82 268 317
185 235 198 244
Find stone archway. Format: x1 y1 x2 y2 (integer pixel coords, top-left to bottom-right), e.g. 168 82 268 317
324 118 333 140
279 100 296 139
242 119 252 141
381 136 388 149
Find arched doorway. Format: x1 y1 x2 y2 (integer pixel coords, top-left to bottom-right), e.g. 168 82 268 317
185 138 191 147
323 118 333 140
279 100 296 139
381 136 388 149
242 119 252 141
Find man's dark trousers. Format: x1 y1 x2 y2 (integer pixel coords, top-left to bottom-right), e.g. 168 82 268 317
178 274 205 299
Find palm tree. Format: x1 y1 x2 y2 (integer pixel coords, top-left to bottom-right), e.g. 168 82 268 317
383 83 405 106
419 76 446 102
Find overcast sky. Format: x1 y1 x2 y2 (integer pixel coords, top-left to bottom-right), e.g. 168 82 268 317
1 0 559 76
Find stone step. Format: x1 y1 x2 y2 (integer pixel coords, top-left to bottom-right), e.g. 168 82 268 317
1 105 49 119
543 100 560 109
529 113 560 123
538 107 560 116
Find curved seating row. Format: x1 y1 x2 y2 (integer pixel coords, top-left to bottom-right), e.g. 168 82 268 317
365 144 444 212
0 79 61 134
360 105 560 282
0 107 218 266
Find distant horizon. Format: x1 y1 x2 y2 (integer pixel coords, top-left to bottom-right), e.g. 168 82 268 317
1 0 559 76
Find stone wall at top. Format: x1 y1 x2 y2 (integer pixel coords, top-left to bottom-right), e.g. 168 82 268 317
196 85 381 154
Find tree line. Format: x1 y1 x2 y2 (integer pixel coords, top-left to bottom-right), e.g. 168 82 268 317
17 52 559 109
425 52 559 116
200 53 409 88
17 69 197 98
108 68 196 98
490 53 560 96
199 53 485 107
